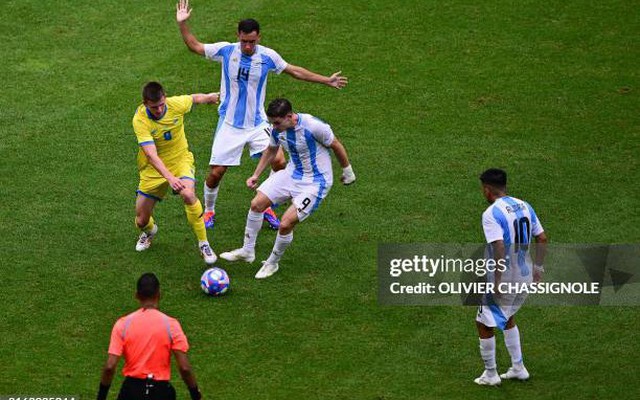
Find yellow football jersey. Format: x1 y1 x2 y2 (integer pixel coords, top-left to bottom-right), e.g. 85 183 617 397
133 95 194 167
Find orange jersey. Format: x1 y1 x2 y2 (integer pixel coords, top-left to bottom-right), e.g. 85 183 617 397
108 308 189 380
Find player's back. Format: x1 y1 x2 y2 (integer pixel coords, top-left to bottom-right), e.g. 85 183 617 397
114 308 180 379
482 196 544 273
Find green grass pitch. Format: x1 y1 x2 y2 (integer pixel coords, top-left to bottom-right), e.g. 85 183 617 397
1 0 638 398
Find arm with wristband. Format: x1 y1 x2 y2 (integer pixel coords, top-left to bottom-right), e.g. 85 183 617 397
533 232 548 282
329 138 356 185
174 350 202 400
96 354 119 400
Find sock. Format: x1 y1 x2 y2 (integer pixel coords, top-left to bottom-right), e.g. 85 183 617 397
266 232 293 264
479 337 497 375
137 216 155 233
504 325 524 369
242 210 264 252
203 183 219 212
185 200 207 243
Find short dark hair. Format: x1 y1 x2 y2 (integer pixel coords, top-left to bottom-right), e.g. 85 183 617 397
479 168 507 190
238 19 260 34
266 98 293 118
142 82 165 102
136 273 160 300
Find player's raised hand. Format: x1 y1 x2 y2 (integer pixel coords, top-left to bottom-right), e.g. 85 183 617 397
176 0 192 23
328 71 348 89
246 175 259 190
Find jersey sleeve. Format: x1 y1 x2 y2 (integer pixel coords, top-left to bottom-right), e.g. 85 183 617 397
107 318 125 356
482 209 504 243
526 202 545 236
263 48 288 74
133 114 154 146
168 95 193 115
169 318 190 353
311 120 335 147
269 128 280 147
204 42 232 62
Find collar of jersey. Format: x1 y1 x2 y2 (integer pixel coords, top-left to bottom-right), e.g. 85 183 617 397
146 105 167 121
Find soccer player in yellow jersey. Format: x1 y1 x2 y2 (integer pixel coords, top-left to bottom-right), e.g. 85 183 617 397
133 81 219 264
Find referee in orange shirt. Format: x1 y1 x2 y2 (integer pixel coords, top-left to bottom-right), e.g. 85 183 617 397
97 273 203 400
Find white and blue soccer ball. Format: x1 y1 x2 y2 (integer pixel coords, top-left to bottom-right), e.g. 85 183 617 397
200 267 230 296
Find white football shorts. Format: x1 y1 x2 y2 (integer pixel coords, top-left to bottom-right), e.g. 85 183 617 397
209 120 271 166
257 170 332 222
476 260 534 330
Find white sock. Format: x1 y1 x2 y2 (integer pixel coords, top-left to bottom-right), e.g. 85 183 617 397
203 183 219 212
266 232 293 264
242 210 264 252
504 325 524 369
479 337 497 375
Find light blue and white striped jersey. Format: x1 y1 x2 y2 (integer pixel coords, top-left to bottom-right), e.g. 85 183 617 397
269 113 336 186
482 196 544 273
204 42 288 129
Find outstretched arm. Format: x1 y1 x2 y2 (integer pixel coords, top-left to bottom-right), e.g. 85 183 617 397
176 0 205 55
283 65 348 89
330 138 356 184
192 92 220 105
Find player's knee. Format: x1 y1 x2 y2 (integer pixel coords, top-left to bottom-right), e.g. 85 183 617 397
250 198 269 213
279 220 295 234
181 189 197 204
206 166 227 187
271 157 286 172
135 215 149 229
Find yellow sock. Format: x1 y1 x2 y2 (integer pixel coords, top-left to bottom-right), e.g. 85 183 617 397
136 216 155 233
185 200 208 243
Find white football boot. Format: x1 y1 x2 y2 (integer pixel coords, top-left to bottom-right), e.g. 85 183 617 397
199 242 218 265
255 261 279 279
500 366 530 381
474 370 501 386
220 248 255 263
135 224 158 252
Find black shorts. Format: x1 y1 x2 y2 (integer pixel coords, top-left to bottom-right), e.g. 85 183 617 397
117 377 176 400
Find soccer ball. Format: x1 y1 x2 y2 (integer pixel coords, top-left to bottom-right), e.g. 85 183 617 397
200 267 230 296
